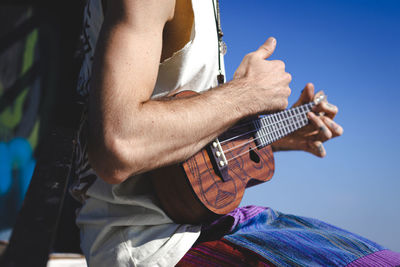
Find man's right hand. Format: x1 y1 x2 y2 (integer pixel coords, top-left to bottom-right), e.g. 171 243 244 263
230 37 292 115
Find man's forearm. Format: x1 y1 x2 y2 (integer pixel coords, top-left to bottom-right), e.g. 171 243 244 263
88 78 255 184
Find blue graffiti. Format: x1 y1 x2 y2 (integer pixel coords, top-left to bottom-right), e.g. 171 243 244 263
0 138 36 200
0 142 12 195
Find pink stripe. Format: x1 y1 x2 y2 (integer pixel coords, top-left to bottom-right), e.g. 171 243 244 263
192 245 240 264
346 250 400 267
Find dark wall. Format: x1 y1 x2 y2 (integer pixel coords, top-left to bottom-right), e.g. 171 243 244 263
0 1 84 235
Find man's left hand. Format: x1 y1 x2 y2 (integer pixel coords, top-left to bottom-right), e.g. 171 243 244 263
271 83 343 157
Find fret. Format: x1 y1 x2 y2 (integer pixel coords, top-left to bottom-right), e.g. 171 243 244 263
269 115 276 141
261 118 269 145
265 126 271 144
290 110 298 131
282 112 289 134
294 108 300 129
282 112 287 136
274 114 280 139
264 116 271 143
281 113 286 137
268 117 274 143
299 109 306 127
299 107 306 126
258 118 266 146
282 112 288 136
261 118 269 146
261 117 269 144
281 111 288 133
273 114 281 139
277 113 284 138
298 106 305 127
293 109 299 129
289 110 295 131
264 120 270 145
300 105 309 126
279 112 285 136
275 114 281 140
304 105 308 113
267 116 274 143
267 116 276 142
300 106 308 126
288 111 295 132
278 113 285 136
286 110 294 132
257 117 267 146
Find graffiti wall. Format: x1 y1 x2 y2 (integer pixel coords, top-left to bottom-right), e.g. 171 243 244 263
0 7 40 236
0 3 83 241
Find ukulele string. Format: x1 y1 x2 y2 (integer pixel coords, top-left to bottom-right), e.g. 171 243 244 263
220 108 304 136
221 111 310 158
220 103 314 145
221 117 302 154
223 97 326 162
224 120 306 164
219 95 325 145
226 138 273 163
220 104 314 155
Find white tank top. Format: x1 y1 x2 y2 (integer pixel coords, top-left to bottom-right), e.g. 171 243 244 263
74 1 225 266
77 0 224 99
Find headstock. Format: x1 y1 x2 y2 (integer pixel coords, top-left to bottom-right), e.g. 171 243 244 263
314 93 326 105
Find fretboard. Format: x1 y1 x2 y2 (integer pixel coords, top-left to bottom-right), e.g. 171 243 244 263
253 103 315 147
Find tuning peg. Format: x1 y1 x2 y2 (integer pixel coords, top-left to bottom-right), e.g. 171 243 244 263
314 94 327 104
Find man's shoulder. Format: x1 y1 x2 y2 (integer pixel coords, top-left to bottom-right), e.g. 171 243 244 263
103 0 176 27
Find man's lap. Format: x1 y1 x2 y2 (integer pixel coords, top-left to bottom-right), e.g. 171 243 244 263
186 206 400 266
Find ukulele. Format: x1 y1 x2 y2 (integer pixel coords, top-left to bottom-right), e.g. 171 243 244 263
151 91 325 224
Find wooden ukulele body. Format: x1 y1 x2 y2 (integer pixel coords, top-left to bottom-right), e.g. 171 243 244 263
151 91 275 224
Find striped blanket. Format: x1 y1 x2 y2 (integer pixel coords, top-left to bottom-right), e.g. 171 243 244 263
178 206 400 266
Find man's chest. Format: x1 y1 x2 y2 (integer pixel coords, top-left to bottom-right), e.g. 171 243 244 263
161 0 194 63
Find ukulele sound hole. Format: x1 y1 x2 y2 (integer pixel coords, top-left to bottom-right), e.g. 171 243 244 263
249 147 260 163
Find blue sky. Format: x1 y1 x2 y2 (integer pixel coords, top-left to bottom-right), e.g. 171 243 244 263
220 0 400 251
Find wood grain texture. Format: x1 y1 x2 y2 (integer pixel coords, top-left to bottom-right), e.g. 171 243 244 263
151 91 275 224
151 140 274 224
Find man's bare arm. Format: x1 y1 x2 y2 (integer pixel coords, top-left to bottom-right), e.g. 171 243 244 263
88 0 291 184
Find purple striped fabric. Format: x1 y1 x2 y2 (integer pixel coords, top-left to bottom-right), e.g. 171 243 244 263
346 249 400 267
226 205 268 228
199 206 400 266
199 206 267 242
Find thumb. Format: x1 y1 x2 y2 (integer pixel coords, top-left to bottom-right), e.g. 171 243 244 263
254 37 277 59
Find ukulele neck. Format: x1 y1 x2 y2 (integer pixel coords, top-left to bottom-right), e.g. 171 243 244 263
253 103 315 148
